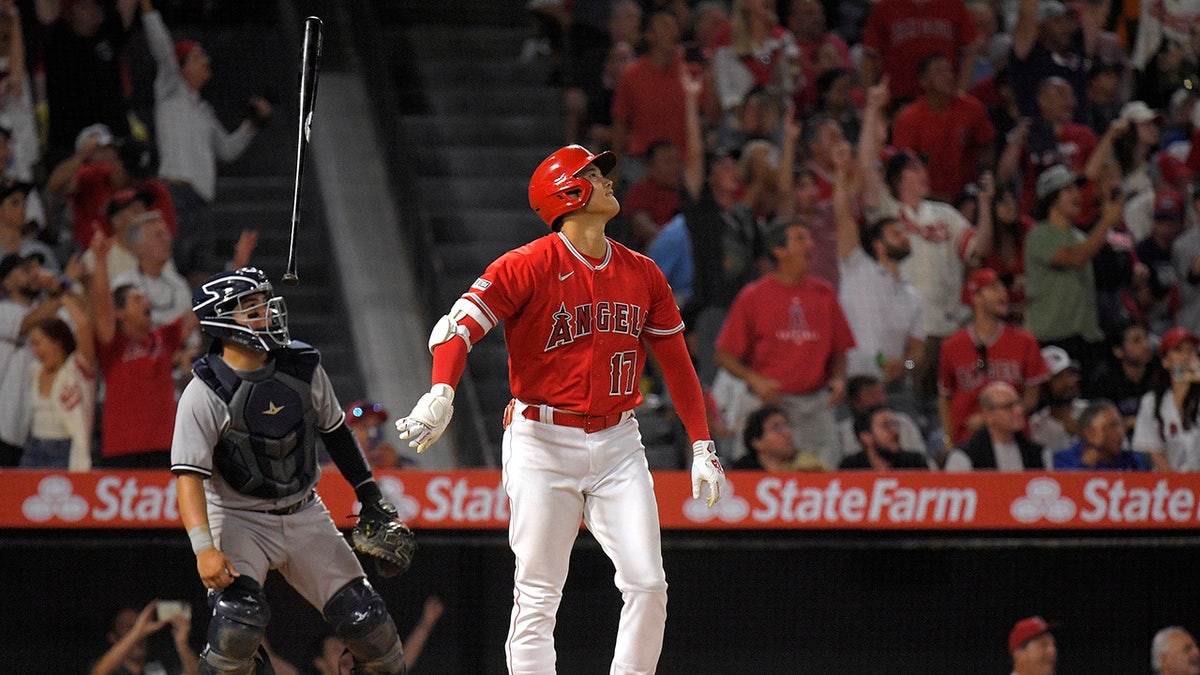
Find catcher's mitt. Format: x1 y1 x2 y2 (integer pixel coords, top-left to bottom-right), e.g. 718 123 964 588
352 500 417 578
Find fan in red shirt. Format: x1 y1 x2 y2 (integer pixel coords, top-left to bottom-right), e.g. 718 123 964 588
86 231 197 467
891 53 995 203
938 268 1050 457
861 0 979 102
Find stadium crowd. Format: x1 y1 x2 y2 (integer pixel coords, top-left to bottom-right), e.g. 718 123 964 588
1 0 1200 478
526 0 1200 474
0 0 276 472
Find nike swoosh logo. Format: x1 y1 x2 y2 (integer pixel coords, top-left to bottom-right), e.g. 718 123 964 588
558 271 574 281
263 402 285 415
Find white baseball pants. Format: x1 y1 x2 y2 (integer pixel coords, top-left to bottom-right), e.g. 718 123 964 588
502 408 667 675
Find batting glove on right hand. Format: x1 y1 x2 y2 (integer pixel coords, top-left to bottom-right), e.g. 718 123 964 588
396 384 455 453
691 440 726 508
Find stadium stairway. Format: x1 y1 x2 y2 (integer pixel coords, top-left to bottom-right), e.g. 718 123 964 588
347 0 564 465
126 3 366 401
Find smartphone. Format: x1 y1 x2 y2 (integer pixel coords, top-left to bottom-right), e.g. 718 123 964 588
156 600 189 622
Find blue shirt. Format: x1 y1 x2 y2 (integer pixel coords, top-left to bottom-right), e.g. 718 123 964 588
646 213 693 303
1052 441 1150 471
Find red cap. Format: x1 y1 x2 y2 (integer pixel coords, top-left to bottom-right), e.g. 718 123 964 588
962 268 1002 305
1009 616 1054 652
345 400 388 425
1160 326 1200 355
1154 188 1184 221
174 40 200 66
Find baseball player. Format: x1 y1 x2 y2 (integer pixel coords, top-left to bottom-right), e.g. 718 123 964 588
171 267 414 675
395 145 726 674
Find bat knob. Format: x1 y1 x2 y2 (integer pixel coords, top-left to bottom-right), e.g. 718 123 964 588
281 273 299 287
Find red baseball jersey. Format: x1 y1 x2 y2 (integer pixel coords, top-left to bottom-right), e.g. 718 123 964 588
938 324 1050 444
460 232 683 416
97 317 184 457
861 0 978 101
715 275 855 395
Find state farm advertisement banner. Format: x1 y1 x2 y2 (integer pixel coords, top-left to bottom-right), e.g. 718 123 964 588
6 470 1200 530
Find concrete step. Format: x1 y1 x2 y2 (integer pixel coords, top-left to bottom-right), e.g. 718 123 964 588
399 114 561 147
215 176 296 203
417 176 529 210
411 144 555 178
424 86 561 117
427 208 545 245
374 0 526 27
435 240 516 275
415 59 553 87
395 25 530 60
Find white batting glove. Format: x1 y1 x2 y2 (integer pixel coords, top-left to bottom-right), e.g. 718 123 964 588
395 384 455 454
691 440 726 508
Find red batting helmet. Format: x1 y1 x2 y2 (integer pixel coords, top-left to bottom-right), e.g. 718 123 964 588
528 145 616 229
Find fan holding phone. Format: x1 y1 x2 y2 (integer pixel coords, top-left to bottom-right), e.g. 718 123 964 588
91 600 198 675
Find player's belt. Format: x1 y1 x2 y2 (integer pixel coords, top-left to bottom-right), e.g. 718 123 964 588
520 406 631 433
264 490 317 515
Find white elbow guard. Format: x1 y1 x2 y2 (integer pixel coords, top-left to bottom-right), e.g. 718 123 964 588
428 299 475 353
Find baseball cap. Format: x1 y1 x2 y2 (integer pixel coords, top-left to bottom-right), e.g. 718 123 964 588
0 177 32 202
1035 164 1085 200
1009 616 1056 652
175 39 201 66
106 188 156 219
1119 100 1163 124
1159 326 1200 355
346 400 389 425
74 123 114 153
1041 345 1081 376
962 267 1002 304
1154 188 1184 221
0 252 39 283
1036 0 1070 22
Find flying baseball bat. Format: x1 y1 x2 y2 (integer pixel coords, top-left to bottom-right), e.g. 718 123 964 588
282 16 323 287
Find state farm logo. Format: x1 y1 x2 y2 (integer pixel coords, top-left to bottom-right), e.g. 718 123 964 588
375 476 421 521
1011 477 1076 523
683 480 750 523
22 475 89 522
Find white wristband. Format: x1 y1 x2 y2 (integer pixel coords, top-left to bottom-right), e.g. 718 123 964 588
188 525 214 555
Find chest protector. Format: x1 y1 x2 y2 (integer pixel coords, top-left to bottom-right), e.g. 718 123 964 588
193 343 320 499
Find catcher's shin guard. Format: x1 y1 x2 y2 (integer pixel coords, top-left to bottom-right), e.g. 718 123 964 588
200 578 272 674
323 578 406 674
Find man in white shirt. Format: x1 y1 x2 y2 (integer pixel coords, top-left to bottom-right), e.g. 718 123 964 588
140 0 270 285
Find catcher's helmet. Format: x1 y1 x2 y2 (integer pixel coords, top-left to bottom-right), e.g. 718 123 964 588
528 144 616 229
192 267 290 351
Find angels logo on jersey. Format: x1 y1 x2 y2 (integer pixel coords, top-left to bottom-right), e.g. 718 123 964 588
544 301 647 352
775 298 817 344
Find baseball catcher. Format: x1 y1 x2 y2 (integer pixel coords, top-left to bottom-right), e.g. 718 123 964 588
172 267 412 674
